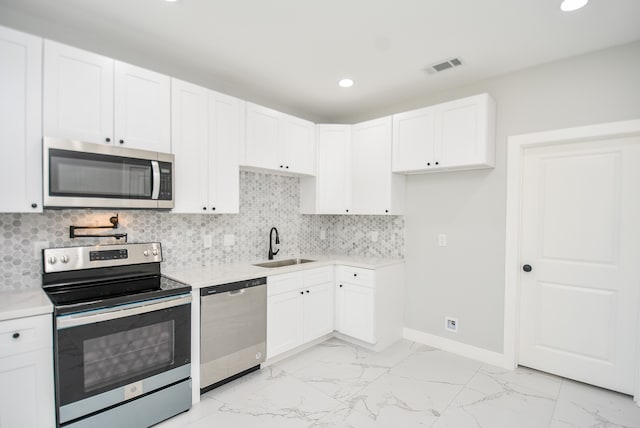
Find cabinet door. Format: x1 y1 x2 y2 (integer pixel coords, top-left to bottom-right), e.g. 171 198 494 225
208 91 242 213
244 103 279 170
267 289 304 359
114 61 170 152
171 79 209 213
336 282 375 344
0 26 42 213
303 282 334 342
434 94 493 169
43 40 113 145
280 114 316 175
351 117 393 215
0 349 55 428
316 125 351 214
392 106 436 172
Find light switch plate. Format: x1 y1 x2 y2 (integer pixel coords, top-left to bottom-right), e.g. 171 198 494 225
438 233 447 247
320 229 326 240
371 231 379 242
224 234 235 246
203 234 212 248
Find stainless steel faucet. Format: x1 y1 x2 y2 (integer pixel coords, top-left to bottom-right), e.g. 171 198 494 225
268 227 280 260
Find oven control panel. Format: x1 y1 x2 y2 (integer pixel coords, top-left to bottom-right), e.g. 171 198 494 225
43 243 162 273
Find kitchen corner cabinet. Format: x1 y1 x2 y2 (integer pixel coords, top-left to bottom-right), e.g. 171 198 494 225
44 40 171 151
0 26 42 213
0 314 55 428
243 103 316 175
335 264 404 350
171 78 242 214
266 267 334 359
300 125 352 214
392 93 496 173
351 117 405 215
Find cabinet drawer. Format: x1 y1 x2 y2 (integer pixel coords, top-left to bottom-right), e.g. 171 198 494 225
303 266 333 287
336 266 375 288
0 314 52 358
267 272 302 296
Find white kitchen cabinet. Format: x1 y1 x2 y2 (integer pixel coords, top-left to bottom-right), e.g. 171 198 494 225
334 264 404 350
44 40 114 145
114 61 171 152
44 40 171 151
0 26 42 213
266 267 334 359
300 125 352 214
243 103 315 175
392 93 496 173
171 79 242 214
351 116 405 215
0 314 55 428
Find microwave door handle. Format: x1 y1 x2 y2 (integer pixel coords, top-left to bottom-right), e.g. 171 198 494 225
151 160 160 200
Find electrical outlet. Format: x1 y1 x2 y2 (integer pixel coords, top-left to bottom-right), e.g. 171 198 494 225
320 229 326 240
445 317 458 333
203 234 212 249
223 234 235 246
438 233 447 247
371 231 379 242
33 241 49 259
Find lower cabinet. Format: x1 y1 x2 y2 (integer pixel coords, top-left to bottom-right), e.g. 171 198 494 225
267 267 334 359
0 314 55 428
335 281 375 344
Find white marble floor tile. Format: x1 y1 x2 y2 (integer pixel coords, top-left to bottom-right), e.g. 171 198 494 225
432 367 558 428
349 372 464 428
551 379 640 428
310 403 391 428
389 348 483 385
479 365 563 399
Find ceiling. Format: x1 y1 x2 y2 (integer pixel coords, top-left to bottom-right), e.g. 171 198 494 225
0 0 639 122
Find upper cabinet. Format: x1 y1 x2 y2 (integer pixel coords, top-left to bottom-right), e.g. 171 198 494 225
392 93 496 173
243 103 315 175
171 78 242 214
351 117 405 215
44 40 171 152
114 61 171 152
0 26 43 213
300 125 351 214
301 120 405 215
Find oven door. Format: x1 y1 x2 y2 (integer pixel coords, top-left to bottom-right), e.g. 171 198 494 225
55 294 191 425
43 137 174 209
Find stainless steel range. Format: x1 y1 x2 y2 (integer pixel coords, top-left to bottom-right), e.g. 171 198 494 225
42 243 192 428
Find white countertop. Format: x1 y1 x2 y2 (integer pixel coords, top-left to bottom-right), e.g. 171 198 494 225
163 255 404 289
0 288 53 322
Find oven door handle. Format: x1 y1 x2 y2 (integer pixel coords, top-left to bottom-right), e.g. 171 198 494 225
57 294 192 329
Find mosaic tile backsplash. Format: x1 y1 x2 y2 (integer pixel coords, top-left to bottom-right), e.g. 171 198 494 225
0 171 404 290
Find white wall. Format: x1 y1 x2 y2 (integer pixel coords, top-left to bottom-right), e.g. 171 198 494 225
403 41 640 353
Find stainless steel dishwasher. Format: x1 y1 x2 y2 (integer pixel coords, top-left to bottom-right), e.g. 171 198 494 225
200 277 267 393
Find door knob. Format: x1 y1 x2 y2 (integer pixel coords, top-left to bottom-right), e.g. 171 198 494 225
522 264 532 272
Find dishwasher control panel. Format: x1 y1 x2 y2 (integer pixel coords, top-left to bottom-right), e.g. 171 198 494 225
200 277 267 296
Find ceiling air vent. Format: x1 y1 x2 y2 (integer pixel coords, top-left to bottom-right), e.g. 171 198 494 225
425 58 463 75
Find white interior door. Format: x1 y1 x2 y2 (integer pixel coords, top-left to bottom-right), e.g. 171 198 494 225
518 136 640 394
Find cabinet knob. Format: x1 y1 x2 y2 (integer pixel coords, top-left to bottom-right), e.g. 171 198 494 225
105 137 111 143
346 209 349 213
211 207 216 211
435 161 439 165
523 264 533 272
202 207 207 211
427 162 431 166
300 291 304 295
280 165 284 168
31 203 37 209
119 139 124 144
12 332 20 339
306 290 310 293
286 166 289 169
339 284 343 288
385 209 389 213
353 273 357 277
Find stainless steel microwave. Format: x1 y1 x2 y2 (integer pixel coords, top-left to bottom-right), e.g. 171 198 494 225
43 137 174 209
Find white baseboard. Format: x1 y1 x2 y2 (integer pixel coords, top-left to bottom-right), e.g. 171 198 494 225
403 327 513 369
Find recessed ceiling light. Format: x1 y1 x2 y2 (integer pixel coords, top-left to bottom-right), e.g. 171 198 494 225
338 78 354 88
560 0 588 12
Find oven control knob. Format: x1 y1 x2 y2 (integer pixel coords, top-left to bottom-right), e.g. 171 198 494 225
48 256 57 265
143 250 150 257
60 255 69 264
152 249 158 256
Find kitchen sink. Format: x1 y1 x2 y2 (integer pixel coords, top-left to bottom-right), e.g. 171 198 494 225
253 258 316 268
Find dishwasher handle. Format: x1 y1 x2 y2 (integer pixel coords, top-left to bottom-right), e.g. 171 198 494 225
201 277 267 296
